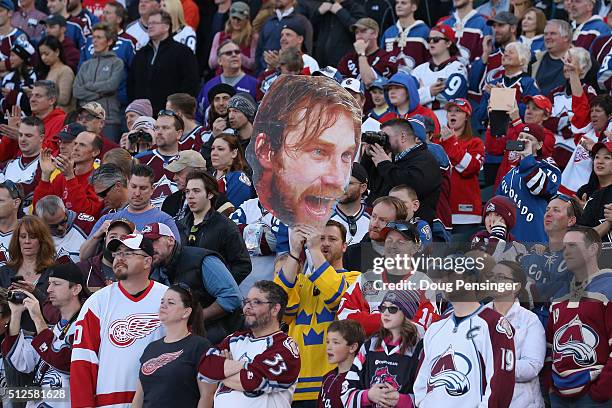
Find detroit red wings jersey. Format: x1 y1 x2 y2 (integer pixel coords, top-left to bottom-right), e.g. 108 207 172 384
70 280 167 408
178 125 205 152
138 149 179 208
546 270 612 400
198 330 301 408
414 306 516 407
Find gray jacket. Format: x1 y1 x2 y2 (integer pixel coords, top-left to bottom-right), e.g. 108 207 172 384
73 51 124 125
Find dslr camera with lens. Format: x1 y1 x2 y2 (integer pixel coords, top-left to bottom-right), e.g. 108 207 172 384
361 131 389 148
7 290 27 304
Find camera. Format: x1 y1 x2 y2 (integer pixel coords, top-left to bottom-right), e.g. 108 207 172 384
7 291 26 304
128 130 153 145
505 140 525 151
361 131 389 147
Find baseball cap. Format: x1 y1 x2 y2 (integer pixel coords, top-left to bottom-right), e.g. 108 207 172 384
0 0 14 11
445 98 472 116
368 77 388 91
49 263 86 286
79 102 106 120
379 221 420 243
524 95 553 115
107 233 154 256
341 78 365 95
165 150 207 173
411 114 435 134
351 162 368 183
312 66 343 83
43 14 67 27
518 123 545 143
431 24 456 43
406 117 427 143
57 122 86 142
11 37 35 62
487 11 519 26
282 20 305 37
108 218 136 234
141 223 176 240
591 141 612 155
351 17 379 33
230 1 250 20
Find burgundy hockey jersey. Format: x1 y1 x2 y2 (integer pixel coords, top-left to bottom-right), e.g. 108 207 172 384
138 149 179 209
178 125 205 152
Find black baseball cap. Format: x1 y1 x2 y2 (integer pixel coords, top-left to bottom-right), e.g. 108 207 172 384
58 123 86 142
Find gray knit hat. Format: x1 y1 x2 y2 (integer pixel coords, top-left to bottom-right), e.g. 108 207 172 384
381 290 421 319
227 93 257 123
125 99 153 117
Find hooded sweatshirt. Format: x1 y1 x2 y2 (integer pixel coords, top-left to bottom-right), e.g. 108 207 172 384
381 71 441 134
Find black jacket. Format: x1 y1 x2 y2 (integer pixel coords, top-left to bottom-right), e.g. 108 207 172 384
362 143 441 226
178 210 252 284
151 244 243 344
128 36 199 113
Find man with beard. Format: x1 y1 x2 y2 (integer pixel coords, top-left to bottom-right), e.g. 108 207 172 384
67 0 98 37
227 93 256 152
177 170 251 285
143 222 241 343
70 233 167 407
330 162 370 245
247 75 361 229
274 220 359 403
198 280 301 407
35 195 96 262
76 218 135 288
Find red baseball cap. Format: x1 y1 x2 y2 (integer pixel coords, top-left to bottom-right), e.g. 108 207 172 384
445 98 472 116
591 141 612 155
141 223 175 240
431 25 456 43
524 95 553 115
518 123 545 143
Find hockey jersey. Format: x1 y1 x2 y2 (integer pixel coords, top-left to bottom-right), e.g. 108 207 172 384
380 20 430 72
198 330 301 408
520 34 545 55
468 46 504 101
70 280 167 407
173 26 196 54
178 125 205 152
125 20 149 51
439 9 492 62
0 155 41 209
0 28 33 72
137 149 179 209
546 269 612 401
2 319 78 408
53 211 96 263
414 306 516 407
317 368 346 408
341 336 423 407
597 49 612 92
0 229 11 267
330 203 371 245
217 170 254 209
521 246 570 303
274 262 360 401
496 155 561 243
572 15 611 51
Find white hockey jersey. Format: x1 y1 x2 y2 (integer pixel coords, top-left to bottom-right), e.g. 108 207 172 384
70 280 167 408
173 25 196 53
414 305 516 407
0 229 12 267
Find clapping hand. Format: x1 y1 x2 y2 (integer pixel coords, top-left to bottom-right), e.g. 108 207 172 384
53 154 75 180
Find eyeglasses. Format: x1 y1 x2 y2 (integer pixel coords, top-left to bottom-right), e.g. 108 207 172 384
242 298 274 307
112 250 148 259
97 183 115 199
427 37 447 43
157 109 185 130
0 180 21 200
220 49 241 57
48 215 68 234
385 221 421 245
378 305 400 314
550 193 582 217
78 112 98 122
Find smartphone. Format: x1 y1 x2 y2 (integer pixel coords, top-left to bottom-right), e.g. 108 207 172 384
10 276 24 283
506 140 525 151
437 77 446 83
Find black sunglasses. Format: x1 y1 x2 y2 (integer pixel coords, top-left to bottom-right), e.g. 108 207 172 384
0 180 22 200
158 109 185 130
551 193 582 217
427 37 447 43
379 305 400 314
96 183 115 199
48 215 68 233
221 49 241 57
385 221 421 245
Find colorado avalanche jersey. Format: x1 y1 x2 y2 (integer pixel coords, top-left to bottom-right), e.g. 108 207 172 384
337 49 395 80
597 49 612 92
0 28 32 71
521 247 570 302
53 212 96 262
178 125 205 152
0 230 11 267
70 280 168 408
414 306 516 407
572 15 611 51
198 330 301 408
439 10 492 62
0 155 40 208
380 20 430 72
137 149 179 209
546 270 612 400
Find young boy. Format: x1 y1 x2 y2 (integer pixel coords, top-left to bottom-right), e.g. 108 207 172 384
317 320 365 408
388 184 433 248
366 77 392 121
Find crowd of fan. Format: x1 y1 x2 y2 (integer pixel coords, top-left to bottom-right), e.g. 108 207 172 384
0 0 608 407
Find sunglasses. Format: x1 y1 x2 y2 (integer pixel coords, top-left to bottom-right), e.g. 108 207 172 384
379 305 400 314
427 37 447 43
385 221 421 245
97 183 115 199
449 98 468 106
0 180 21 200
48 215 68 233
157 109 185 130
551 193 582 216
220 49 241 57
78 112 99 121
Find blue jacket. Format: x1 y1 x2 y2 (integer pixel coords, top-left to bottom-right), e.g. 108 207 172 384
384 71 420 114
496 155 561 243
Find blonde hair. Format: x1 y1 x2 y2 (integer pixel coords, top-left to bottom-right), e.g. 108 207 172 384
566 47 592 79
224 15 253 48
162 0 186 32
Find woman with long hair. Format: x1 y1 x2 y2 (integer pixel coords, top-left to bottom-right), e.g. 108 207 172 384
0 42 37 119
576 141 612 202
519 7 546 54
437 98 484 237
133 284 212 408
208 1 257 74
486 261 545 408
411 25 468 126
210 134 254 208
161 0 197 54
38 36 75 113
341 290 422 407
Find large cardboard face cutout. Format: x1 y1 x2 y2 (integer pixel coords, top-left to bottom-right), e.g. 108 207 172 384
246 75 362 229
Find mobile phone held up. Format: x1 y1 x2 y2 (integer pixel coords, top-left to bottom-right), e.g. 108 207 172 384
505 140 525 151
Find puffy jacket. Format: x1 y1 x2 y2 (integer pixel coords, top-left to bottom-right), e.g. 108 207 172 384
177 210 252 285
73 51 124 125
